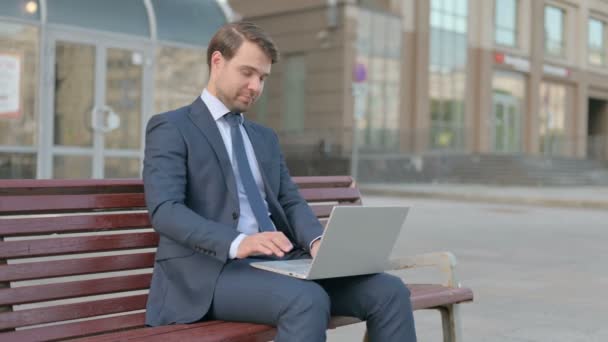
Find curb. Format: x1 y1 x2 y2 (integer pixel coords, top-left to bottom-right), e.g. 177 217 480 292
360 187 608 211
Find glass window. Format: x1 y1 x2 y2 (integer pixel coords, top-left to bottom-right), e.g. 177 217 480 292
429 0 468 151
0 0 40 21
0 152 35 178
588 18 605 66
152 0 227 46
544 5 566 57
539 82 569 156
104 157 140 178
53 155 92 179
495 0 518 47
53 41 94 147
154 46 207 114
0 22 39 147
357 10 402 152
282 54 306 132
47 0 150 37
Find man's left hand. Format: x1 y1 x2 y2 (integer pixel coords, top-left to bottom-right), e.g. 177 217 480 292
311 239 321 258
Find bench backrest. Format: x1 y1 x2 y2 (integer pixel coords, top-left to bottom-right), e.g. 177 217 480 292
0 177 360 341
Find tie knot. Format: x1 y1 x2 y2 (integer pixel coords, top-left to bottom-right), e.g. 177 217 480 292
224 112 242 127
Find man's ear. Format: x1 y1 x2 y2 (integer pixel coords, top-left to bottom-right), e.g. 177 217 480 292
210 51 224 73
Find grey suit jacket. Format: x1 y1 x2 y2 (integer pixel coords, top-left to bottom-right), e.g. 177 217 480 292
142 97 324 326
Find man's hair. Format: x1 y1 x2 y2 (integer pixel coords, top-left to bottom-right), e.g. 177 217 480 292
207 21 279 70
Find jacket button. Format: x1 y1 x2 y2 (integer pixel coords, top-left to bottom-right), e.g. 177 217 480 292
232 212 239 220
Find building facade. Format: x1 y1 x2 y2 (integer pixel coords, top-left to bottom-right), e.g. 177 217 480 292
0 0 232 179
230 0 608 179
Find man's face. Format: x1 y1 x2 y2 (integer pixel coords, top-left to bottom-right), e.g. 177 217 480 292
211 40 271 113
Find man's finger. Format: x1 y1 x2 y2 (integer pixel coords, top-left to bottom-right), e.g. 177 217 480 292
260 240 284 257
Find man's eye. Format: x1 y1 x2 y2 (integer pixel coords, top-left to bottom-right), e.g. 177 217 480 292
242 70 252 76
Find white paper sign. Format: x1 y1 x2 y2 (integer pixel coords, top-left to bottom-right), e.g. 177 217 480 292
0 54 21 118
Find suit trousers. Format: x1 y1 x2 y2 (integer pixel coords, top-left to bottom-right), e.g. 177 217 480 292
208 250 417 342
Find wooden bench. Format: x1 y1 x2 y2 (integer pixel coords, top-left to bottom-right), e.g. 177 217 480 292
0 176 473 342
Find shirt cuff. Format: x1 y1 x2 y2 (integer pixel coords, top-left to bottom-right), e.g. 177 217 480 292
309 236 322 251
229 234 247 259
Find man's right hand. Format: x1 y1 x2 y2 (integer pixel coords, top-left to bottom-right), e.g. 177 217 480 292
236 232 293 259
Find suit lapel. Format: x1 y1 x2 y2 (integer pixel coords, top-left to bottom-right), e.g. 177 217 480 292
187 97 238 201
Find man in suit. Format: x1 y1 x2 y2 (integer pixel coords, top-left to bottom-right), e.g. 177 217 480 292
143 21 417 342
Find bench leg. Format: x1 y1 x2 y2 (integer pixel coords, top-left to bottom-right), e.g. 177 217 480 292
439 304 462 342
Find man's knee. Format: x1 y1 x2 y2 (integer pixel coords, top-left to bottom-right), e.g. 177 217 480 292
373 273 412 308
284 281 331 319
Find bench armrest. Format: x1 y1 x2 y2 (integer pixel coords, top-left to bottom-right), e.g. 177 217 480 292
388 251 460 288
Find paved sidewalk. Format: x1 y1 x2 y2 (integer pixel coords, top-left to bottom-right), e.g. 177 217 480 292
360 183 608 210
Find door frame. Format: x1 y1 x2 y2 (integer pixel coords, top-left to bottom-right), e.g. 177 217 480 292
40 27 154 178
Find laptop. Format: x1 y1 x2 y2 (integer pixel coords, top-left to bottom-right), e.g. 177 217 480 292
250 206 409 280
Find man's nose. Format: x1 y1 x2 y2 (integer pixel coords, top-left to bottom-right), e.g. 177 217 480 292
248 77 261 93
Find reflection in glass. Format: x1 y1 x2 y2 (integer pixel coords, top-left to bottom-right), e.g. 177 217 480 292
544 6 565 57
53 155 92 178
0 152 35 178
104 48 143 150
0 0 41 21
104 157 140 178
0 22 39 146
53 41 94 147
495 0 518 47
356 9 402 152
539 82 568 156
492 71 525 153
282 54 306 132
429 0 468 150
47 0 149 37
155 46 207 113
588 18 605 66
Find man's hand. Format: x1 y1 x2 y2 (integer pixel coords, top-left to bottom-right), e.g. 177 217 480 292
310 239 321 258
236 232 293 259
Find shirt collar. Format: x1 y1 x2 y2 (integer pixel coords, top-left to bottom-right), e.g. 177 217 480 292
200 88 242 122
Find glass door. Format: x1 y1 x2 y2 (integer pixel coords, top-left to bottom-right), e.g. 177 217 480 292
44 31 151 178
492 92 521 153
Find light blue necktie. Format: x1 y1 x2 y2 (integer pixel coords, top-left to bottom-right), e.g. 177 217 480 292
225 113 274 232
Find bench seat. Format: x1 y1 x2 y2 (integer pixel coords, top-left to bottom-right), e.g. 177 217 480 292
0 177 473 342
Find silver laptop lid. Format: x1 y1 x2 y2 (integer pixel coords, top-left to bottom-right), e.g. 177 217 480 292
306 206 409 279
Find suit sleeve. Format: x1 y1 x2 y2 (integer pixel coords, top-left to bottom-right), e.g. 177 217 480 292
143 114 240 263
272 132 324 251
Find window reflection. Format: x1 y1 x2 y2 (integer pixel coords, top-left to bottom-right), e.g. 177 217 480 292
0 152 35 178
357 9 402 152
155 46 207 114
588 18 605 66
544 6 565 57
539 82 568 156
282 54 306 132
429 0 468 150
495 0 518 47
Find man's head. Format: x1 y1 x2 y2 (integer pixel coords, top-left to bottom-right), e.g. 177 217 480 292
206 21 279 113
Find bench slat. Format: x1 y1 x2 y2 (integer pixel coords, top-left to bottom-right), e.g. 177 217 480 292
0 233 159 259
123 321 277 342
0 294 147 330
0 179 143 196
0 213 151 237
0 312 147 342
0 273 152 306
292 176 353 189
299 187 361 203
69 321 226 342
409 284 474 310
0 252 155 282
0 193 146 214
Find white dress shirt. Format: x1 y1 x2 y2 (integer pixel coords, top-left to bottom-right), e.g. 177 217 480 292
200 89 275 259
